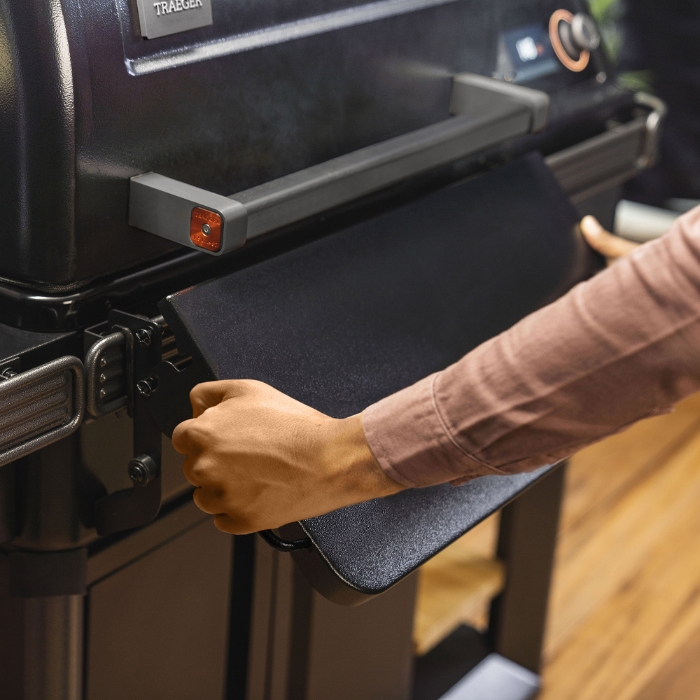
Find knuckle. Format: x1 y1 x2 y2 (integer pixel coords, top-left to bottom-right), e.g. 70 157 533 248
181 457 199 484
188 458 212 481
171 422 194 453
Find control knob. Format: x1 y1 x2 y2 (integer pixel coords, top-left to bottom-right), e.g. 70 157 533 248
560 13 600 57
550 10 600 72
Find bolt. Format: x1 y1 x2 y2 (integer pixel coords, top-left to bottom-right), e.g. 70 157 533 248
135 328 154 347
99 388 107 399
100 356 108 368
136 376 158 398
129 463 149 484
129 454 159 486
201 223 212 236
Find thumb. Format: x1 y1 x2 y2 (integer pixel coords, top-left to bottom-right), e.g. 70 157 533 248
581 216 640 261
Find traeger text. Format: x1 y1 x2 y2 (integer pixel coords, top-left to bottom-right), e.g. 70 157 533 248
153 0 204 17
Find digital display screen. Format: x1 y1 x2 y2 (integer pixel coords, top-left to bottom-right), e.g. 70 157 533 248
496 23 560 84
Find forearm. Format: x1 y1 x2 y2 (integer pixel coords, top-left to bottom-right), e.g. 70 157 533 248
363 208 700 487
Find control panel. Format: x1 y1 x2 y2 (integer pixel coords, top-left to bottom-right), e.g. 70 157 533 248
495 8 602 86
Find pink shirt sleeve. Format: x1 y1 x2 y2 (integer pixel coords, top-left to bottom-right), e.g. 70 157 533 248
362 208 700 488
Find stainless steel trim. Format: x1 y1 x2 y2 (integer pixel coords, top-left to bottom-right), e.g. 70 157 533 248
546 116 647 201
84 332 128 418
0 356 85 468
129 73 549 255
24 596 84 700
126 0 465 75
546 95 667 204
129 176 248 256
634 92 667 169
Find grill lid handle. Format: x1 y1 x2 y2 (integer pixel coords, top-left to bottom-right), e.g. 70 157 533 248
128 73 549 256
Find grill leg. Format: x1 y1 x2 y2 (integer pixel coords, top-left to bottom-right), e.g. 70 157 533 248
489 462 567 673
24 595 84 700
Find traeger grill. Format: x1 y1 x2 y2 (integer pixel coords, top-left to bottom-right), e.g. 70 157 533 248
0 1 663 699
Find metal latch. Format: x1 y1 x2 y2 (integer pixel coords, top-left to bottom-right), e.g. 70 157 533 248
86 311 210 535
91 313 164 536
0 356 84 468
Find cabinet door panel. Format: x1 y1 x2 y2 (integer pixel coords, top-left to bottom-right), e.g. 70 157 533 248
86 520 232 700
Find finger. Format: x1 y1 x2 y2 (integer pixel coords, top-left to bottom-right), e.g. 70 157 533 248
190 380 255 418
190 382 230 418
581 216 640 260
192 486 226 515
171 418 200 455
181 454 222 488
182 455 202 486
213 513 254 535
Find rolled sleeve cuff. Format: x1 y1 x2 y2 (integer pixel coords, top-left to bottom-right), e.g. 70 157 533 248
361 373 505 488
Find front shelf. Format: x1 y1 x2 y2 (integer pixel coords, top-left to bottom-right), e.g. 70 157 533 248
414 515 503 656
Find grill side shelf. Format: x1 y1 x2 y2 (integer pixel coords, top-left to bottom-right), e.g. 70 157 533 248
157 154 601 604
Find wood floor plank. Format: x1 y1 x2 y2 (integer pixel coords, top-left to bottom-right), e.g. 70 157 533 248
413 515 501 655
414 556 504 655
635 619 700 700
540 424 700 699
545 394 700 657
562 393 700 543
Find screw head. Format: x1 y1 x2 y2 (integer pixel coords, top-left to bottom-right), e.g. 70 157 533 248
135 328 153 347
201 223 212 236
136 376 158 398
129 454 159 485
136 380 152 398
129 463 149 484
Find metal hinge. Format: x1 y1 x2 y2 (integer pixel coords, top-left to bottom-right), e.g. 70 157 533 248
86 311 208 535
84 315 193 420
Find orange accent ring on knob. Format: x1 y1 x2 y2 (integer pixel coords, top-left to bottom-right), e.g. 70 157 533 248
549 9 590 72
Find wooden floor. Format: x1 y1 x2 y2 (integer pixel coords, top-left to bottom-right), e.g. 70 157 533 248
542 393 700 699
415 393 700 699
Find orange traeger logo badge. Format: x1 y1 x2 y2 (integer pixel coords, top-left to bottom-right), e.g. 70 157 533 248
190 208 223 253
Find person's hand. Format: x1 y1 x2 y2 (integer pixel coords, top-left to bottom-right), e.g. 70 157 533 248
171 380 404 534
580 215 640 262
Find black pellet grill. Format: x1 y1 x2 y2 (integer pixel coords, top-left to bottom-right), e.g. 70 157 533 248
0 2 663 699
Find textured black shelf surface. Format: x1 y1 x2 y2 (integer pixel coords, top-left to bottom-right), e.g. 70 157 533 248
161 153 600 597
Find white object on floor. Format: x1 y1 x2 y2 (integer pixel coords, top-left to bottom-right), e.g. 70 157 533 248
438 653 540 700
614 200 680 242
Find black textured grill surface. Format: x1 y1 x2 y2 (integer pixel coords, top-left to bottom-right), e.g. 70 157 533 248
161 154 601 593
